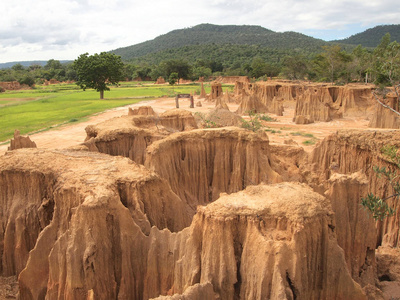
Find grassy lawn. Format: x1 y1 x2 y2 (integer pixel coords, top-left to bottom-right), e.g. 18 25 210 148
0 82 219 142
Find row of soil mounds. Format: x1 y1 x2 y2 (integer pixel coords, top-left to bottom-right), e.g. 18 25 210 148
213 80 400 128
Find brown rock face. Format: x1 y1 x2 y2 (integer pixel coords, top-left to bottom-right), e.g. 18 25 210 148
128 106 157 116
307 129 400 248
325 172 377 287
155 77 166 84
0 81 21 91
209 83 223 100
84 116 166 164
369 95 400 129
145 128 281 209
293 84 374 122
0 148 370 299
159 109 198 132
293 86 341 122
235 94 268 115
166 183 365 299
0 149 191 299
8 129 37 150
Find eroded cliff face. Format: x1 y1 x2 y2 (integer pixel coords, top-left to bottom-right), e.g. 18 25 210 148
8 129 37 150
83 109 200 164
325 172 377 287
0 148 369 299
159 109 198 132
162 183 366 299
144 127 281 209
369 95 400 129
0 149 192 299
234 81 375 121
306 129 400 248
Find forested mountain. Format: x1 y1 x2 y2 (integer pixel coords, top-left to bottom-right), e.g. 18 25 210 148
0 60 71 69
112 23 327 61
332 24 400 47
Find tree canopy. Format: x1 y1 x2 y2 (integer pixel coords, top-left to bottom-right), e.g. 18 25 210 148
73 52 124 99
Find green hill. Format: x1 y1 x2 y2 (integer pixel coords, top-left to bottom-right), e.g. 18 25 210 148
332 24 400 47
112 23 327 62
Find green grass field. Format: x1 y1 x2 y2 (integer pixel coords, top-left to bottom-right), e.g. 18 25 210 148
0 82 225 143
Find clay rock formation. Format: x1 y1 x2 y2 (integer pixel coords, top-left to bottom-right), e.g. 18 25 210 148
0 149 192 299
145 127 281 209
0 149 367 299
293 84 374 122
376 246 400 298
214 76 249 84
151 283 216 300
199 82 206 99
159 109 198 132
129 106 158 116
8 129 37 150
369 94 400 129
325 172 377 287
166 183 365 299
293 86 342 122
233 81 375 121
235 94 268 115
215 95 229 110
306 129 400 248
155 77 166 84
208 82 223 100
0 81 21 91
84 116 166 164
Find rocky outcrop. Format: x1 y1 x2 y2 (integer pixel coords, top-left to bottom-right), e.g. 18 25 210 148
165 183 365 299
0 149 192 298
214 76 249 84
151 283 216 300
159 109 198 132
293 86 342 122
369 95 400 129
8 129 37 150
199 82 206 98
233 81 375 121
0 147 370 299
84 116 166 164
0 81 21 91
145 128 281 209
209 82 223 100
325 172 377 287
375 246 400 298
294 84 374 122
235 94 268 115
129 106 157 116
306 129 400 248
155 77 166 84
215 95 229 110
235 82 289 116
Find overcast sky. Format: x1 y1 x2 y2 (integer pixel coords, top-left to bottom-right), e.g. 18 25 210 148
1 0 399 63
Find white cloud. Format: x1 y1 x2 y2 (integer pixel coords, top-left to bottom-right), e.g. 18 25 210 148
0 0 399 62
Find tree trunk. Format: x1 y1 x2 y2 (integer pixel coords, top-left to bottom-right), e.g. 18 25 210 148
100 90 104 99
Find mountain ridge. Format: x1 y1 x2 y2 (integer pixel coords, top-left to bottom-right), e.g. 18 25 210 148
332 24 400 47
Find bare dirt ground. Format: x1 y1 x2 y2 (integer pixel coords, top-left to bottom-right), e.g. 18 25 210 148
0 96 370 155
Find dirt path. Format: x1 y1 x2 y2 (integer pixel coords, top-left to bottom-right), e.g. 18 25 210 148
0 96 370 155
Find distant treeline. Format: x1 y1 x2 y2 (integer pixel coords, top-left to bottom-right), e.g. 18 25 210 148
0 33 398 88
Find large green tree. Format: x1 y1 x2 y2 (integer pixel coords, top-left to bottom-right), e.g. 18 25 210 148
73 52 124 99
